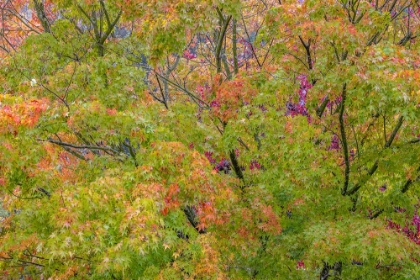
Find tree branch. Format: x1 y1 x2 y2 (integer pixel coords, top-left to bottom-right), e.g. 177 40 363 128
48 138 119 154
339 83 350 195
99 9 122 44
298 35 313 70
215 14 232 73
33 0 51 33
232 19 239 74
346 159 378 195
401 167 420 193
316 96 329 117
229 149 244 181
384 116 403 148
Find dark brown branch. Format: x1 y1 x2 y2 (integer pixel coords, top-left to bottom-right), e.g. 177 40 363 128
346 160 378 195
391 2 412 21
330 42 341 62
261 39 274 66
401 167 420 193
99 9 122 44
398 32 414 46
237 137 250 151
17 259 44 267
153 70 208 107
38 80 70 112
298 35 312 70
48 138 119 153
184 206 206 234
285 51 310 70
222 53 232 80
122 140 138 167
215 14 232 73
360 113 380 146
229 149 244 181
100 0 112 26
232 19 239 74
346 115 405 195
316 97 329 117
351 125 360 159
64 63 77 101
241 13 263 68
408 138 420 144
384 116 403 148
77 5 99 38
367 31 380 46
33 0 51 33
388 0 398 12
3 7 41 34
339 83 350 195
61 145 87 161
369 209 384 219
154 73 168 109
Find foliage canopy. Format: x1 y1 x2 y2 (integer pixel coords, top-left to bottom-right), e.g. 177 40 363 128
0 0 419 279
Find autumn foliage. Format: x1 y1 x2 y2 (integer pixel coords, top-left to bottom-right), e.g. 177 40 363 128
0 0 419 279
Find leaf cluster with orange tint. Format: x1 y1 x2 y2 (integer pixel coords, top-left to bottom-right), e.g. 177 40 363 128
0 96 48 134
210 75 257 121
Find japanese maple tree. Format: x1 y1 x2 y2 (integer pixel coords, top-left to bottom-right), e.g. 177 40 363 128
0 0 419 279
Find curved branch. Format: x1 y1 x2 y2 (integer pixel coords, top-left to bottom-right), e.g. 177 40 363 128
48 138 119 154
339 83 350 195
215 14 232 73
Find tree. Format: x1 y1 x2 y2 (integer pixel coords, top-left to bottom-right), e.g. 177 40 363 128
0 0 419 278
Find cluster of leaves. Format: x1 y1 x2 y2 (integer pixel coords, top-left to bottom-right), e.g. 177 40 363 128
0 0 419 279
